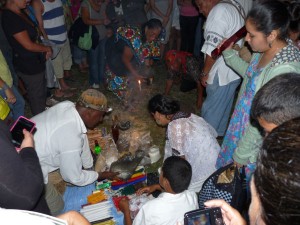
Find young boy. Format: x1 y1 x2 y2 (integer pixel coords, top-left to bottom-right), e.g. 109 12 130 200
251 73 300 135
119 156 198 225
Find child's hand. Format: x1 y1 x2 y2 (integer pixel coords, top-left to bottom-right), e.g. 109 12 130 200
136 184 159 196
119 198 130 213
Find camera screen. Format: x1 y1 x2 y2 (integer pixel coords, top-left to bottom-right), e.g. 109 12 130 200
11 118 35 147
186 211 211 225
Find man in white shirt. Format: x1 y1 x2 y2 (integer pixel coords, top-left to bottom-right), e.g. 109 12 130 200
119 156 199 225
196 0 244 137
32 89 117 215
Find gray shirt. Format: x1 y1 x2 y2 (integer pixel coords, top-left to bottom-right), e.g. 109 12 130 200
81 0 107 40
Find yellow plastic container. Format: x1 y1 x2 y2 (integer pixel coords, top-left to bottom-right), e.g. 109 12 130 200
0 96 10 120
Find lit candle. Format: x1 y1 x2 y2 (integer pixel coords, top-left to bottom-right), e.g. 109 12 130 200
149 77 153 85
138 80 142 91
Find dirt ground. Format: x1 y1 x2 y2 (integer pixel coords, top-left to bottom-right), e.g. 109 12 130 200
25 62 200 191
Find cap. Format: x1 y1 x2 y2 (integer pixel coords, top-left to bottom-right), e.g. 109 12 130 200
78 89 107 111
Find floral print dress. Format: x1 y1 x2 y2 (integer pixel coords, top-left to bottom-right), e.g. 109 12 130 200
106 26 160 99
216 54 263 180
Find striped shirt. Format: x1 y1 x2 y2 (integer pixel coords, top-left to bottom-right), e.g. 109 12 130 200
42 0 67 44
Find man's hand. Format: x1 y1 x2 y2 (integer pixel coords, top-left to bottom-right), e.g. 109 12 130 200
45 46 53 60
20 129 34 149
98 171 119 180
201 74 209 87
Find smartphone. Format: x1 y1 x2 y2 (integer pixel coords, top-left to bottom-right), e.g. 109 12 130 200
10 116 36 148
211 26 247 60
184 208 225 225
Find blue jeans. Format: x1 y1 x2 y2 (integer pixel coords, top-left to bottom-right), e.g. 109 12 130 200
201 74 240 136
88 39 106 85
72 45 87 65
0 85 25 121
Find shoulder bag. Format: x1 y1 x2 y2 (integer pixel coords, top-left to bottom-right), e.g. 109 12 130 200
68 0 99 50
198 162 247 213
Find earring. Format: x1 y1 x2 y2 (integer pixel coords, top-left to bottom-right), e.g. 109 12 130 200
268 41 273 48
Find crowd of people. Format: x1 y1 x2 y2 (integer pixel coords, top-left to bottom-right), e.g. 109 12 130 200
0 0 300 225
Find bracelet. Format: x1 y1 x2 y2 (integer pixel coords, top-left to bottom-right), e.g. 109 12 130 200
200 71 207 77
1 83 9 91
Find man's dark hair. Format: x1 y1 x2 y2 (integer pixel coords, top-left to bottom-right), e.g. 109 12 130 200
251 73 300 125
161 156 192 193
247 0 290 40
254 117 300 225
148 94 180 115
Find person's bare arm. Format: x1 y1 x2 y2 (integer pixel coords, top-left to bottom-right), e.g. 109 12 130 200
150 0 165 18
122 46 142 80
166 0 173 18
13 31 52 59
119 199 133 225
0 78 16 104
136 183 162 195
200 54 216 87
31 0 48 39
81 6 104 26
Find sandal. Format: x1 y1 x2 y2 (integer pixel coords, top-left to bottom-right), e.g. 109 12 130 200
62 86 77 91
54 90 74 99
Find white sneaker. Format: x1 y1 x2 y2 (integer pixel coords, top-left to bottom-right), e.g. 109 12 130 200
92 83 100 89
46 97 59 107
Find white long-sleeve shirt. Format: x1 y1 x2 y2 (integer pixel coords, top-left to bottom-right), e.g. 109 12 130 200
32 101 98 186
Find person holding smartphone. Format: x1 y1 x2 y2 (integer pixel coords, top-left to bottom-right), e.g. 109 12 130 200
0 120 50 214
205 117 300 225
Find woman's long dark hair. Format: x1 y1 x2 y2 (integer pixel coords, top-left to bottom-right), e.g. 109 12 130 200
247 0 291 40
141 18 162 43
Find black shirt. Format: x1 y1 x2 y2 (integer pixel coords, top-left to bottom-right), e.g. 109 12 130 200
0 121 50 214
2 10 45 75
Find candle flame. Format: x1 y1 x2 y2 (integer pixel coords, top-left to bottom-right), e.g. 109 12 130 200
138 80 141 84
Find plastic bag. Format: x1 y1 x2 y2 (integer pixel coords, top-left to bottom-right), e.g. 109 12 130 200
101 135 119 168
129 194 150 219
129 130 153 155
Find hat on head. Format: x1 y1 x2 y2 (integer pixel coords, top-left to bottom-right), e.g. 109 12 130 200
78 89 107 111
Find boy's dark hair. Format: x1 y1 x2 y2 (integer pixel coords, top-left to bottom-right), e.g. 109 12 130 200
161 156 192 193
148 94 180 115
251 73 300 125
254 117 300 225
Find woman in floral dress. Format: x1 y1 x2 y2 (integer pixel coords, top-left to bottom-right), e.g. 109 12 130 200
216 1 300 182
105 19 162 99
